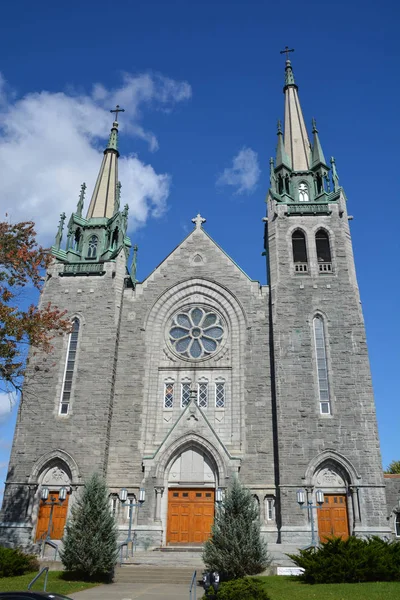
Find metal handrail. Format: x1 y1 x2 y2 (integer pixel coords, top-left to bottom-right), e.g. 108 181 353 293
28 566 49 591
40 537 59 560
117 541 128 566
189 569 197 600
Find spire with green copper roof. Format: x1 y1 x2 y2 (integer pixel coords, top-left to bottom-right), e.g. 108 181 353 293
86 105 124 219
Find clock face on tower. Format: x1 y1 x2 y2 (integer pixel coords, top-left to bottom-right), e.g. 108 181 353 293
168 307 224 360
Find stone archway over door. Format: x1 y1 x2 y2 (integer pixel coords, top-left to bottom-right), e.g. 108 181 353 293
314 465 350 541
166 447 216 544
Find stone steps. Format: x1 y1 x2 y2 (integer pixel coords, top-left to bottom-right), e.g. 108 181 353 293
115 565 202 585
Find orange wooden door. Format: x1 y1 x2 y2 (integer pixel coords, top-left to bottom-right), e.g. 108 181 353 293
167 489 215 544
317 494 349 542
35 492 69 541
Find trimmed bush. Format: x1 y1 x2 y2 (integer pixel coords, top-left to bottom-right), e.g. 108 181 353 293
203 479 270 580
0 546 39 578
215 577 271 600
288 536 400 584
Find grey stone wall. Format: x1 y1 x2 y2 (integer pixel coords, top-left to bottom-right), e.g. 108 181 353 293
267 190 390 542
0 251 127 546
106 228 275 543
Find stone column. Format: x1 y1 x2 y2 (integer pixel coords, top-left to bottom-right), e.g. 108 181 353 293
154 487 164 523
349 485 361 529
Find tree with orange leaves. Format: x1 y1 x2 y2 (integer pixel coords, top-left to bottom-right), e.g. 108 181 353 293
0 219 70 393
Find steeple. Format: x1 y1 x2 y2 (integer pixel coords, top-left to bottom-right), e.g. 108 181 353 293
283 58 311 172
86 105 125 219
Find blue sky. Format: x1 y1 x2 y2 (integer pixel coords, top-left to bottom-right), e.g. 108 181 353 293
0 0 399 496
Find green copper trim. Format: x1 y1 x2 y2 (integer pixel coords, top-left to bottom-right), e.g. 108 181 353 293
284 59 296 88
106 122 119 153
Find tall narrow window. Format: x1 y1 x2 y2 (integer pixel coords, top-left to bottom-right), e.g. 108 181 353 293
215 382 225 408
87 235 98 258
266 497 275 521
181 382 191 408
298 182 309 202
313 316 330 414
164 382 174 409
73 228 82 251
198 382 208 408
60 318 80 415
316 230 332 273
292 230 308 273
395 513 400 537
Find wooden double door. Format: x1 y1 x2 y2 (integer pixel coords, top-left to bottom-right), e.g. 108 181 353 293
167 488 215 544
35 491 69 541
317 494 349 541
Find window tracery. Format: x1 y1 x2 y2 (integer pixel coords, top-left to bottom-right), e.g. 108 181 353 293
169 307 224 359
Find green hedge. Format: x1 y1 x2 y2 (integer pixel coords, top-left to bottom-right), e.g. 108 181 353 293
213 577 271 600
288 536 400 584
0 546 39 578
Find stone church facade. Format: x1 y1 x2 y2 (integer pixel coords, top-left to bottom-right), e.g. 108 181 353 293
0 59 395 554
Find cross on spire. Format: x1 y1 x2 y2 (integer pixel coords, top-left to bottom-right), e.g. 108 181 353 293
280 46 295 60
192 213 206 229
110 104 125 122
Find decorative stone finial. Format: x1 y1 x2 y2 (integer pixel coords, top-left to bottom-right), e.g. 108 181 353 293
121 204 129 234
191 214 206 229
277 119 283 135
76 183 86 217
114 181 122 215
331 157 340 191
312 118 318 133
54 213 66 250
130 244 138 283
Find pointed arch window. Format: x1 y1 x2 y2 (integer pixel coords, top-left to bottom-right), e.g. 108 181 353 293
87 235 98 259
313 316 331 415
292 230 308 273
316 230 332 273
395 513 400 537
298 182 309 202
59 318 80 415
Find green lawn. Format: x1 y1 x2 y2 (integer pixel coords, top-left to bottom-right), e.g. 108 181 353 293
257 576 400 600
0 571 100 595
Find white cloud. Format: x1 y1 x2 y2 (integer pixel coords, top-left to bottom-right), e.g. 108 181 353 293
217 147 260 194
0 72 191 240
0 392 15 423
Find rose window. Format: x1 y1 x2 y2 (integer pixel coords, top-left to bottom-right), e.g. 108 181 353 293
169 307 224 359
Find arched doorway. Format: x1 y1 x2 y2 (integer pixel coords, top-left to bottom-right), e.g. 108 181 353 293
166 446 217 544
314 463 350 541
35 461 71 542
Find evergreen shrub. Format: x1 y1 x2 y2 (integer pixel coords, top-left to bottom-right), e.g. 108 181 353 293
0 546 39 578
203 479 270 580
288 536 400 584
60 472 118 581
215 577 271 600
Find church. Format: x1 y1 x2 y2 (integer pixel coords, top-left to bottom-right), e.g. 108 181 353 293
0 57 396 556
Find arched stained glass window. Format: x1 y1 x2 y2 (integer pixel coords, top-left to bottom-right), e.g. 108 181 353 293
313 316 331 415
59 318 80 415
87 235 98 258
169 307 224 360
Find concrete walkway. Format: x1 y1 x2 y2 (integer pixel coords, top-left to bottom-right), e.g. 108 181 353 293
70 582 203 600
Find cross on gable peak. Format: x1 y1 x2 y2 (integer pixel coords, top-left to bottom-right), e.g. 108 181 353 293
192 213 206 229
